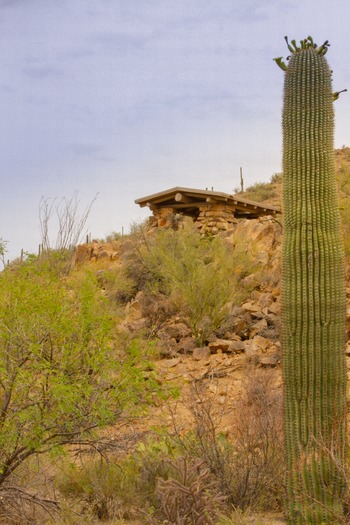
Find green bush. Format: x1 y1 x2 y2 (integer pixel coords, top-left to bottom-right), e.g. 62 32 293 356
56 435 181 522
0 255 177 524
239 181 276 202
57 457 141 521
136 222 253 344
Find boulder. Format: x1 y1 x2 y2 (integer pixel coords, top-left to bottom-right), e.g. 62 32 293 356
193 347 211 360
158 322 192 341
208 339 245 354
257 292 274 309
259 353 281 367
241 300 262 314
244 335 271 356
227 340 245 353
249 318 268 338
176 337 196 354
161 357 181 368
268 299 279 314
232 317 249 339
208 339 233 352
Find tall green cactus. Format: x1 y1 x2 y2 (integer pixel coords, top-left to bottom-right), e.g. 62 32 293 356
278 37 347 524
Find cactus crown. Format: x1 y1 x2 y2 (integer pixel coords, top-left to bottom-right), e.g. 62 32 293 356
273 36 329 72
284 35 329 55
274 36 347 101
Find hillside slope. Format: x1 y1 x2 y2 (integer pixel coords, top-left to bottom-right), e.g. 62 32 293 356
4 148 350 525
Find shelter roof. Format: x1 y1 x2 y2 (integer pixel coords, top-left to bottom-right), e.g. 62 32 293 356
135 186 280 219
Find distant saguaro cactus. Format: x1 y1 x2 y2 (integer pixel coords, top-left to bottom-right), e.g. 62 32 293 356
277 37 347 524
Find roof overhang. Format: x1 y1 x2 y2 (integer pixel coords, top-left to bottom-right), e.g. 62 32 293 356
135 186 280 219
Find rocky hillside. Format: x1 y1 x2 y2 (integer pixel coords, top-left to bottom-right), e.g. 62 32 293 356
75 146 350 385
73 214 350 439
54 149 350 525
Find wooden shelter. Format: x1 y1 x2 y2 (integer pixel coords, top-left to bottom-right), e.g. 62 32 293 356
135 187 280 234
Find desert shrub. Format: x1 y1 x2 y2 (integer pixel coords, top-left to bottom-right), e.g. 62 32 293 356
117 229 158 301
104 220 255 342
56 370 284 522
96 264 137 305
56 435 181 522
270 172 282 184
0 256 174 522
151 455 226 525
238 181 276 202
105 230 123 242
134 222 253 344
133 436 181 508
228 369 284 510
113 338 179 410
39 192 96 275
138 291 178 336
178 370 284 512
0 262 120 484
0 491 58 525
57 456 146 522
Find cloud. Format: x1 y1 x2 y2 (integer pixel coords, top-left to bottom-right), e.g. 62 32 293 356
0 0 27 8
0 83 14 94
90 31 154 55
63 143 102 158
62 47 96 60
21 65 63 80
156 90 247 121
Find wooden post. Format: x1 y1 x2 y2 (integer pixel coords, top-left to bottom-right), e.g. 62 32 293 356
240 167 244 192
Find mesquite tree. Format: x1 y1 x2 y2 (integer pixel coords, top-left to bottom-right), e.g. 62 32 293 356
275 37 347 524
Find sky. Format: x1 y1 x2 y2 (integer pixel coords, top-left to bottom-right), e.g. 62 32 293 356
1 0 350 261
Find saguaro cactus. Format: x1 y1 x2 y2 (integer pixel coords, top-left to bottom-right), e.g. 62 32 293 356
277 37 347 524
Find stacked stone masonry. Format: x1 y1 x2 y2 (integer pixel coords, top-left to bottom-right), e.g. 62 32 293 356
195 204 237 234
148 204 238 235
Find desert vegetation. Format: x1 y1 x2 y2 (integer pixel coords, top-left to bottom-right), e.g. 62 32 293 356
234 174 282 205
1 143 350 523
0 205 287 524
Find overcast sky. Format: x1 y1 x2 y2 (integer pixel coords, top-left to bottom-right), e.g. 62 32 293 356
1 0 350 261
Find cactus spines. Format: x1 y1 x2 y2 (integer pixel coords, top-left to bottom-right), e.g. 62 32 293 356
279 38 347 524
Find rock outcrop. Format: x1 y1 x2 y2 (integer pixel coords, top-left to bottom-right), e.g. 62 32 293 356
74 216 350 387
118 216 282 370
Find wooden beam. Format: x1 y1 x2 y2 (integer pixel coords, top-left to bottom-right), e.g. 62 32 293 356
175 192 191 203
158 202 206 209
206 197 228 203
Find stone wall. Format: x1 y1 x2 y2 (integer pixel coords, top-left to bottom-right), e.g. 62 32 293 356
148 207 181 229
194 203 237 235
148 203 238 235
